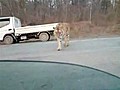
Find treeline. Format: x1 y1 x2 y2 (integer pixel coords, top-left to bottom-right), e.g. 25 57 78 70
0 0 120 25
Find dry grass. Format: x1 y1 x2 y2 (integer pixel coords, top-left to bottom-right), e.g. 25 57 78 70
69 21 120 39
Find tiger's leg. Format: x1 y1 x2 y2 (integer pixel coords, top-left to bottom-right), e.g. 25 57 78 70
64 34 69 47
57 37 62 51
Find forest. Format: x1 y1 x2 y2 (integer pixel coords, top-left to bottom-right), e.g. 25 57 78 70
0 0 120 38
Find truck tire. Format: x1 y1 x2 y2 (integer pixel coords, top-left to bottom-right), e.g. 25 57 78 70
3 35 14 44
39 32 50 42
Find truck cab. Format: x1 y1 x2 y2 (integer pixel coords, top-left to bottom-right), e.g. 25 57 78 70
0 17 21 44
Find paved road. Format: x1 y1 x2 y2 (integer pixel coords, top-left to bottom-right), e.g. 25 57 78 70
0 37 120 77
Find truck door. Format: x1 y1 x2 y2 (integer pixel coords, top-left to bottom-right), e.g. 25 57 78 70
0 18 14 41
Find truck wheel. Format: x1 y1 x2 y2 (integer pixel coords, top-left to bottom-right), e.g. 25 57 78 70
3 35 14 44
39 32 50 42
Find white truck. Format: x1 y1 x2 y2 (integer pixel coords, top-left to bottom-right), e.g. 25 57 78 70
0 16 58 44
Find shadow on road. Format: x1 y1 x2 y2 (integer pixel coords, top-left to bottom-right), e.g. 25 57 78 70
0 39 55 45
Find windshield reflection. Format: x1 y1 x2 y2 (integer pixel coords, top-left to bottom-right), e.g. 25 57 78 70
0 60 120 90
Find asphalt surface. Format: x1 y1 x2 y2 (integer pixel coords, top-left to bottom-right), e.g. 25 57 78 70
0 37 120 77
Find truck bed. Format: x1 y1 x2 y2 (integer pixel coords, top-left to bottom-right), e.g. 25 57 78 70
15 23 58 35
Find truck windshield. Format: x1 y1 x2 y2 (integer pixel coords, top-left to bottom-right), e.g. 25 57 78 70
0 18 10 28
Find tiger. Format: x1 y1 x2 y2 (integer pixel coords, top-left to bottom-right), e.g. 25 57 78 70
54 23 70 51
